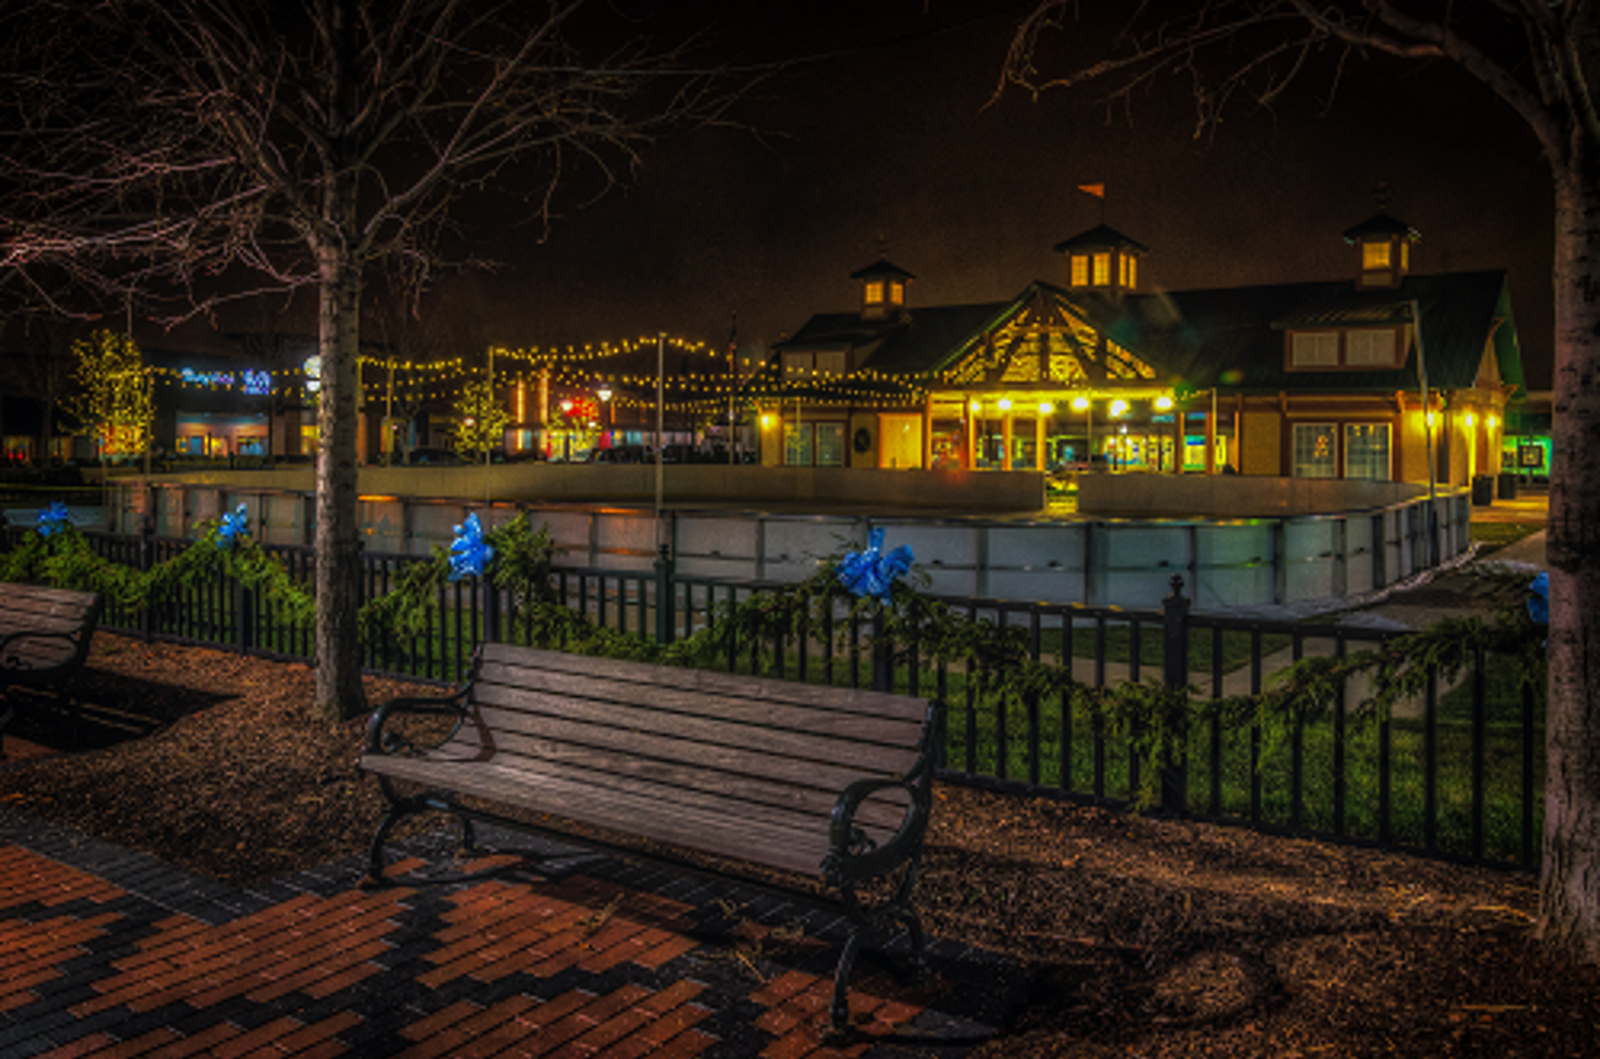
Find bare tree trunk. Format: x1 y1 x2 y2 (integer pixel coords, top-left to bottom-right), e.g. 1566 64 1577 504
313 237 366 722
311 0 366 723
1539 139 1600 962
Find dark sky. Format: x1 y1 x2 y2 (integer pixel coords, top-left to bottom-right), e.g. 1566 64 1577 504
188 1 1557 389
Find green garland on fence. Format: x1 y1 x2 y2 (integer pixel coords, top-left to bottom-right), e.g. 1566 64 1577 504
0 513 1547 811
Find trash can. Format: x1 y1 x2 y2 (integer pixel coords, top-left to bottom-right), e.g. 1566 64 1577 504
1472 475 1495 505
1498 473 1519 500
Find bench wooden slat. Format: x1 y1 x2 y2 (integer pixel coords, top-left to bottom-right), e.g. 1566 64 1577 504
425 708 913 834
481 642 930 723
362 752 854 876
475 660 929 749
469 681 924 779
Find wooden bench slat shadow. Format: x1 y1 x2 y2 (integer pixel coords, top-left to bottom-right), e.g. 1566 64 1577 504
357 641 944 1035
0 582 103 749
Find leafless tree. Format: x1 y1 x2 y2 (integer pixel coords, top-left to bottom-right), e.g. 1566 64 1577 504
1001 0 1600 961
1 0 733 720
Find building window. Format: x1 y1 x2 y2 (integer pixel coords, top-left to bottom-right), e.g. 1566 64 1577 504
815 350 846 377
1345 423 1391 480
889 281 904 305
1345 329 1398 366
784 422 814 466
864 281 884 305
815 423 845 466
1092 253 1111 286
1363 241 1391 270
1070 255 1089 287
782 352 809 381
1292 423 1337 478
1120 255 1137 288
1291 332 1341 367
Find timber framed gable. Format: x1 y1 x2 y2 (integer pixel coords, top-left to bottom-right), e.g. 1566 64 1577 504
940 288 1158 389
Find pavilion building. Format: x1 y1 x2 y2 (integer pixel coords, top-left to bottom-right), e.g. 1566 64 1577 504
766 212 1525 489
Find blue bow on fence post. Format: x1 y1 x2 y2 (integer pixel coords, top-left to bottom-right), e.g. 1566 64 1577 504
836 527 915 604
1528 571 1549 627
216 504 250 550
36 501 71 537
449 512 495 582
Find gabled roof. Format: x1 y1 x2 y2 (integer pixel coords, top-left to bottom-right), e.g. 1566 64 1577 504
1052 224 1151 255
776 298 1012 376
775 270 1523 399
1342 212 1421 243
848 258 916 282
1074 270 1520 395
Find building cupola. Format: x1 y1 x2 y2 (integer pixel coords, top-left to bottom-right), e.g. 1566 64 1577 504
850 258 914 321
1343 212 1419 289
1053 224 1148 296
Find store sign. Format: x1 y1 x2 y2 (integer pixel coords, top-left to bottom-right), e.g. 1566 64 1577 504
178 367 273 395
1518 443 1545 468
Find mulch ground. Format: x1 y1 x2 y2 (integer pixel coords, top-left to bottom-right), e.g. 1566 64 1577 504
2 632 1598 1058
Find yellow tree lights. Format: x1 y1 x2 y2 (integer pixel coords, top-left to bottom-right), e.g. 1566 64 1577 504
62 330 154 460
451 379 512 460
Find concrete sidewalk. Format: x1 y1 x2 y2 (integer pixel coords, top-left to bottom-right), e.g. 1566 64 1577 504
0 810 1021 1059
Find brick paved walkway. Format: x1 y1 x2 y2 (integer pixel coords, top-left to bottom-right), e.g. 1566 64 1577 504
0 809 1021 1058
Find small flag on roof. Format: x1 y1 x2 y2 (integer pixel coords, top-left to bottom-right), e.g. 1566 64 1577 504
1077 183 1105 199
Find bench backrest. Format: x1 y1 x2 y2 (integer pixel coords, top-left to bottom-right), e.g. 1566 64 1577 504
448 641 939 875
0 582 103 675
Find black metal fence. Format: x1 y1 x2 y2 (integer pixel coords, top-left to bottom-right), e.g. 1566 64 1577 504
11 523 1544 873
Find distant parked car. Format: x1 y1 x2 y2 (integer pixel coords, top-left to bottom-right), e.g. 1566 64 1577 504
589 445 650 464
405 447 460 465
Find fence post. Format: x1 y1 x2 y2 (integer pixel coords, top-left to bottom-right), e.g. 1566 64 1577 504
483 574 501 645
1161 574 1190 816
871 609 893 693
138 515 155 644
654 544 675 645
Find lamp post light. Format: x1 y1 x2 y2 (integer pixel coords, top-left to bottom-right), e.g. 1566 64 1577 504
597 385 613 443
1072 394 1091 469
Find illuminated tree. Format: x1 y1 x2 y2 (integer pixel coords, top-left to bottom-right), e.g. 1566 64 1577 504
1002 0 1600 961
451 378 511 461
60 329 153 461
1 0 733 720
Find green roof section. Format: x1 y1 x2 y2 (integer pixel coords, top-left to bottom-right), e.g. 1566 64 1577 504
848 258 916 281
1051 224 1150 255
776 267 1522 401
1342 212 1421 243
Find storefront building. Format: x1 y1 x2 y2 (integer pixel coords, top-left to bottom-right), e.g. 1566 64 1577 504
768 212 1526 489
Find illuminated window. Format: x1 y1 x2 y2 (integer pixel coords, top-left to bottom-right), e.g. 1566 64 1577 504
888 281 904 305
815 423 845 466
784 422 814 466
1345 329 1397 366
1291 332 1340 367
783 352 811 380
1292 423 1337 478
1345 424 1391 480
815 350 846 376
1092 253 1111 286
1400 242 1410 270
1071 255 1089 287
864 281 884 305
1363 241 1391 270
1120 255 1137 288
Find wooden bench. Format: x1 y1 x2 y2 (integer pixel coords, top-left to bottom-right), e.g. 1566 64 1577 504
0 582 103 747
357 641 945 1034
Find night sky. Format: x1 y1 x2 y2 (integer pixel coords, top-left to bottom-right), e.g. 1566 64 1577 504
182 1 1558 390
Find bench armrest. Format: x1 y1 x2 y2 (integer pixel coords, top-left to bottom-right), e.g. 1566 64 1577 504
0 629 90 669
362 686 472 756
822 701 943 887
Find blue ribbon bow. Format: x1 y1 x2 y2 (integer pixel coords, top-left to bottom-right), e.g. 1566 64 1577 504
1528 571 1549 627
449 512 495 582
37 501 71 537
217 504 249 549
836 527 914 603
